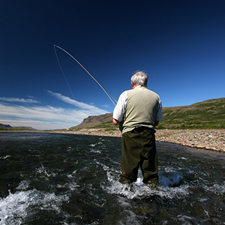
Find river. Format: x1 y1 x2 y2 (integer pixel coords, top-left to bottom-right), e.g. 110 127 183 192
0 132 224 224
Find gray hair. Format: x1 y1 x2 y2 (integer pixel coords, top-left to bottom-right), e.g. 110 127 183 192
131 71 148 87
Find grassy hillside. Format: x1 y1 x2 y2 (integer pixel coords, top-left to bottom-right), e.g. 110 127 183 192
70 98 225 130
158 98 225 129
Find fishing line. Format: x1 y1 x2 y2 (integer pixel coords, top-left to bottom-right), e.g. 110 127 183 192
54 45 74 100
54 45 117 106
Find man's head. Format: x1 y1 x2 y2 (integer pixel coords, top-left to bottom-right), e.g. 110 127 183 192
131 71 148 87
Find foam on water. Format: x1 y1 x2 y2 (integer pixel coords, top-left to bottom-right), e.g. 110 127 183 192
56 181 80 191
204 182 225 195
104 180 190 200
99 162 190 200
177 214 196 224
16 180 30 191
0 190 69 225
90 149 102 154
0 155 11 160
35 164 57 178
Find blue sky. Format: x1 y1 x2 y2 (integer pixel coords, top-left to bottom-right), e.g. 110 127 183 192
1 0 225 130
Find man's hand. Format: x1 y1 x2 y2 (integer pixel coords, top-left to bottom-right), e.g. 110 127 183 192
113 118 120 125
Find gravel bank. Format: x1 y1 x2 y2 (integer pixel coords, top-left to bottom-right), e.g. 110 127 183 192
54 129 225 152
155 129 225 152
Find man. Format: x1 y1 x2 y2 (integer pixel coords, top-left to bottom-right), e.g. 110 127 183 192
113 71 163 185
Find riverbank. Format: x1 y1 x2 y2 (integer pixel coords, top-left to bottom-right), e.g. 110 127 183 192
155 129 225 152
52 129 225 152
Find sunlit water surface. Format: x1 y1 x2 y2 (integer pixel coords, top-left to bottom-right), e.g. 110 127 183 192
0 132 224 225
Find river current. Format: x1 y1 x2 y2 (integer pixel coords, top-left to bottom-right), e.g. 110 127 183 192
0 132 224 225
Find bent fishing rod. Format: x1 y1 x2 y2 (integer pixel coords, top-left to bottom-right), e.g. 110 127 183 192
54 45 117 106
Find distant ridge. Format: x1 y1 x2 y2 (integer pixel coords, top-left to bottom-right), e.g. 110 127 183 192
70 97 225 130
0 123 36 130
73 113 113 129
0 123 12 129
13 126 36 130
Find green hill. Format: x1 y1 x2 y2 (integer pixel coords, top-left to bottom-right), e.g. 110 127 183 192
70 97 225 130
158 98 225 129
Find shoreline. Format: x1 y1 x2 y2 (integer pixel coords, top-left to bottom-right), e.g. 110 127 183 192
52 129 225 152
2 129 224 152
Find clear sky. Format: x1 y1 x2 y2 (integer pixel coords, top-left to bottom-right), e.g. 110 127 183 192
1 0 225 130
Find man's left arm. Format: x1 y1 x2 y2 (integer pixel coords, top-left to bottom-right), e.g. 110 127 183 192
155 98 163 127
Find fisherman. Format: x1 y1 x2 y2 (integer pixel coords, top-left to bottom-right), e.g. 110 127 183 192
113 71 163 186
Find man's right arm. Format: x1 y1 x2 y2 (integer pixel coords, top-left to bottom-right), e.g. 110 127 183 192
112 91 128 125
113 118 120 125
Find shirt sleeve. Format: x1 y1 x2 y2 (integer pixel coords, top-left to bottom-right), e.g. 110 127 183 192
113 91 128 122
156 98 163 121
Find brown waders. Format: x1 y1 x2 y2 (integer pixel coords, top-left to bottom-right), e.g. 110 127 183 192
119 127 158 185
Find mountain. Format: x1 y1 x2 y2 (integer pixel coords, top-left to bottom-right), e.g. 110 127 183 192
0 123 12 129
0 123 36 131
70 98 225 130
72 113 114 130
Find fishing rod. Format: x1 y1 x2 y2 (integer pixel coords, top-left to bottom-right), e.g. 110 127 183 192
54 45 117 106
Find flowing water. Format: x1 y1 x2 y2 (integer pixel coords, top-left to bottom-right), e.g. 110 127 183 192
0 132 224 225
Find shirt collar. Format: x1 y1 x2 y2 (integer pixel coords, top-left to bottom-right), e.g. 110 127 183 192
134 85 142 89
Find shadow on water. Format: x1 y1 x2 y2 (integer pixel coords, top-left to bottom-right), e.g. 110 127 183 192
0 132 224 224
